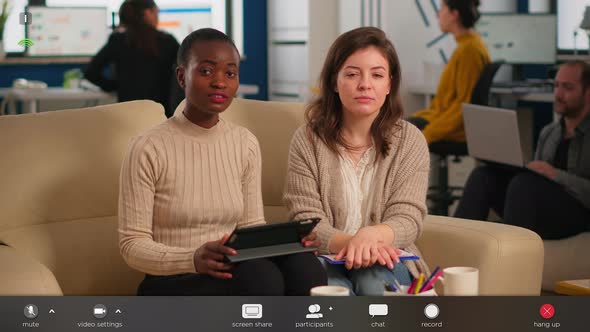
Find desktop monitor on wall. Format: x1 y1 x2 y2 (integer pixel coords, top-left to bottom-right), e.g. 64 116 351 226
157 7 216 47
63 0 232 53
476 14 557 64
25 6 110 56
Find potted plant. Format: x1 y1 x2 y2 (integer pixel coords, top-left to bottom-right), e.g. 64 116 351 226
0 0 10 60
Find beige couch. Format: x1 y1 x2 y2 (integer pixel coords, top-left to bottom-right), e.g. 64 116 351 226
543 233 590 290
0 98 544 296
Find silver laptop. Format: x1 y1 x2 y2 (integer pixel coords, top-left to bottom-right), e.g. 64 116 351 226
462 103 531 168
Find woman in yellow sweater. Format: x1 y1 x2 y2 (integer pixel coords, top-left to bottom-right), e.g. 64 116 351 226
118 28 326 295
408 0 490 143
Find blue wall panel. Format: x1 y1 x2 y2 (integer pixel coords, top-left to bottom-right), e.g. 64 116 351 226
238 0 268 100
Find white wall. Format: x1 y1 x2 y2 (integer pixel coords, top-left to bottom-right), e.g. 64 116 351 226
479 0 517 12
268 0 340 101
309 0 339 88
528 0 551 13
338 0 362 34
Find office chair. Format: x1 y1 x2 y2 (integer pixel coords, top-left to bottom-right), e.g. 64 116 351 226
427 61 504 216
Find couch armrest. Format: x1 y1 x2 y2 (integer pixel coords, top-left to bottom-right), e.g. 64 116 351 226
0 245 63 295
416 216 544 295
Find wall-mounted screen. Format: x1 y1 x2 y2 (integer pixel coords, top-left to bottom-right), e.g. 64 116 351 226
25 6 109 56
476 14 556 64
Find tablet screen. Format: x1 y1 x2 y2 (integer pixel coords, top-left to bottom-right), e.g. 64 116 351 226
226 219 319 250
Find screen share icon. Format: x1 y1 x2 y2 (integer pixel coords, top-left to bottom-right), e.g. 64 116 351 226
242 304 262 319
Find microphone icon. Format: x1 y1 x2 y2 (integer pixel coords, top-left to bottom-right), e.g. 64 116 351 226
24 304 38 319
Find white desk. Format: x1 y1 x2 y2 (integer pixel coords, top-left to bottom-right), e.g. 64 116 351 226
407 83 554 107
0 88 115 114
237 84 259 97
0 84 260 115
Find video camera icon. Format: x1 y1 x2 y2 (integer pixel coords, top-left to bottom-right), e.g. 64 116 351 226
93 304 107 319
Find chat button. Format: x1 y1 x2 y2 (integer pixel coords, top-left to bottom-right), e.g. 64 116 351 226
369 304 388 318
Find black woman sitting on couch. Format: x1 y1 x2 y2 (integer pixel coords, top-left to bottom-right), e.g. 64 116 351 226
118 28 327 295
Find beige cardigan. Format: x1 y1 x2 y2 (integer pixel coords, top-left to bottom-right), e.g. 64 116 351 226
283 121 431 278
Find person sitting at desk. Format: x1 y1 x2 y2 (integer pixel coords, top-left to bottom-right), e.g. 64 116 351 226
408 0 490 143
455 61 590 239
84 0 179 116
118 28 326 295
283 27 430 296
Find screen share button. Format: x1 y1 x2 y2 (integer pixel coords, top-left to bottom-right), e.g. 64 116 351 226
233 304 272 328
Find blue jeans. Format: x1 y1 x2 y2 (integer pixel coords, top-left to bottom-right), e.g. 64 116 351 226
319 258 413 296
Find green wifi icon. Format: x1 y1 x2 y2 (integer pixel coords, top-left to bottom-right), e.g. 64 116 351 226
18 38 35 47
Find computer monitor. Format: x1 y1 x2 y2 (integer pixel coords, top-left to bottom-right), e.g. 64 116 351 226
157 7 216 46
25 6 109 56
557 0 590 54
476 14 557 64
45 0 116 26
3 1 241 56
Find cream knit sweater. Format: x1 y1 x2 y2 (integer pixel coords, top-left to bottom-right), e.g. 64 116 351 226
284 121 431 277
118 112 265 276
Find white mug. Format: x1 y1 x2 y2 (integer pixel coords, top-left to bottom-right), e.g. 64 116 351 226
439 266 479 296
310 285 350 296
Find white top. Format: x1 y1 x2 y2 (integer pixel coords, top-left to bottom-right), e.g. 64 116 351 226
338 146 377 234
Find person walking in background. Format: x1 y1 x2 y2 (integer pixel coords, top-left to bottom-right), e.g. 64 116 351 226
85 0 179 117
408 0 490 144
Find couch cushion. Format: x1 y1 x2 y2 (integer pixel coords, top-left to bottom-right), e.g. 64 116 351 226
0 216 143 295
0 100 165 232
0 245 62 295
0 100 165 294
418 215 544 295
223 99 305 211
543 232 590 291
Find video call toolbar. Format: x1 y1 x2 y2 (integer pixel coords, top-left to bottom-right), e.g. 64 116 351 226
2 296 588 332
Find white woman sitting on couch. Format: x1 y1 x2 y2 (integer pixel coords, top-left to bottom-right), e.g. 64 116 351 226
283 27 431 296
118 28 326 295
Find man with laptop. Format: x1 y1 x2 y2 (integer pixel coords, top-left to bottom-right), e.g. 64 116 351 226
454 61 590 239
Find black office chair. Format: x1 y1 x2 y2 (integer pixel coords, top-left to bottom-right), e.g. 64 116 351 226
427 61 504 216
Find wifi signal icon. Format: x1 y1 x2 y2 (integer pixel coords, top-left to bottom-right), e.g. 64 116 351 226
18 38 34 48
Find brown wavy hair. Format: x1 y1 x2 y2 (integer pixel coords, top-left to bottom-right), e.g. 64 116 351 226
305 27 404 159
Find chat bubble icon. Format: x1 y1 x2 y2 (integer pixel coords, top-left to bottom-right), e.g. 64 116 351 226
369 304 388 318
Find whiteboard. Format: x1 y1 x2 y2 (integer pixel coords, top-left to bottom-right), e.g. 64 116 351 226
557 0 590 52
26 7 109 56
476 14 556 64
